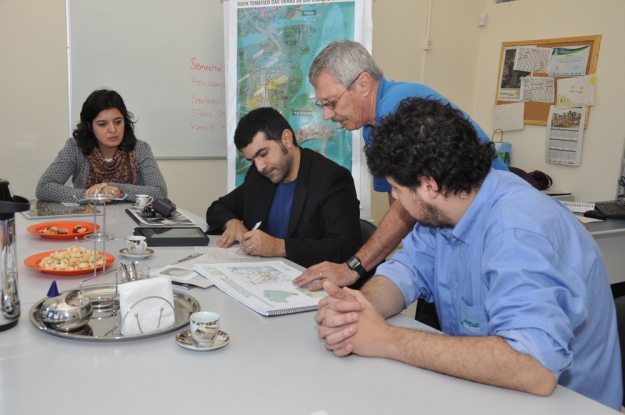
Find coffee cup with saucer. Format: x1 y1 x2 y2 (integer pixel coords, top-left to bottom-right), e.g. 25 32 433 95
125 235 147 255
175 328 230 351
135 194 153 208
175 311 230 351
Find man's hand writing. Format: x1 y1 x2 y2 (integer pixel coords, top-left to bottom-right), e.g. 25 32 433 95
217 219 248 248
240 229 286 258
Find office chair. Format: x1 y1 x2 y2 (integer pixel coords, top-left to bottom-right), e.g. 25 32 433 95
415 299 441 330
359 218 377 245
348 219 382 290
614 296 625 407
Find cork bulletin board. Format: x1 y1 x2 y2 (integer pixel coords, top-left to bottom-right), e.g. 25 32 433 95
495 35 601 127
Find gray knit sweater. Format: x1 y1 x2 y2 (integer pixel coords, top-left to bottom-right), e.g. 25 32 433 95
36 138 168 203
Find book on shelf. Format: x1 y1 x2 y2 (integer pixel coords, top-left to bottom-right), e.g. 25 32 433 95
125 208 195 226
21 200 102 220
194 261 326 316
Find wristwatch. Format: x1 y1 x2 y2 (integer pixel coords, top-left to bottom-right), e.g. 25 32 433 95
346 255 367 278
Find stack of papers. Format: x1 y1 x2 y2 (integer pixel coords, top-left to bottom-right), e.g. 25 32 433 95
562 201 595 213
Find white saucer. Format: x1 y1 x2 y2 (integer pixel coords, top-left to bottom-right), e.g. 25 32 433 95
130 203 148 210
175 329 230 351
119 248 154 259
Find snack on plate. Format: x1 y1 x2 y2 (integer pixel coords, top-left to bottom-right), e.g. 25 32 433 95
38 246 104 271
39 226 69 235
72 225 88 233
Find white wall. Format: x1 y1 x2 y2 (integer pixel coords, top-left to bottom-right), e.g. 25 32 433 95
0 0 432 222
3 0 619 223
0 0 68 198
473 0 625 201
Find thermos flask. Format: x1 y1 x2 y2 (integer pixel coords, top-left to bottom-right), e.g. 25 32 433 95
0 179 30 332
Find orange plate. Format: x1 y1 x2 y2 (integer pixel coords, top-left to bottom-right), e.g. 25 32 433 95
24 251 115 276
26 221 100 239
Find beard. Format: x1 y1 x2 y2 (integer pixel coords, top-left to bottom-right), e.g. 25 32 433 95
414 193 453 229
262 144 292 184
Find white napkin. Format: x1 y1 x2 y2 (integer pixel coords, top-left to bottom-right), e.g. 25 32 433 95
119 277 175 336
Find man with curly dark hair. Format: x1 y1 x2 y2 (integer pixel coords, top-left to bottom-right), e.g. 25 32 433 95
314 98 621 410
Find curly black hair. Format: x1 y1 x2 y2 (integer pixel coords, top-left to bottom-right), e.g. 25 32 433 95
366 97 496 197
72 89 137 156
234 107 297 150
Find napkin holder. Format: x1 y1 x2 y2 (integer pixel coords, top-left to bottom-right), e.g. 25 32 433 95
118 277 175 336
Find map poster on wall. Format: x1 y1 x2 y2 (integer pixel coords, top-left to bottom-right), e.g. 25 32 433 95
224 0 371 199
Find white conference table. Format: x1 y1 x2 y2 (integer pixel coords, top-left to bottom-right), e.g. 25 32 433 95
0 204 618 415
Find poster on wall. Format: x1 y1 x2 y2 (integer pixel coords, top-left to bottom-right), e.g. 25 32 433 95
223 0 372 216
545 105 585 167
497 47 531 101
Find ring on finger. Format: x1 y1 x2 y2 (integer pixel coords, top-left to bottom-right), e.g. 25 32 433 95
319 272 322 278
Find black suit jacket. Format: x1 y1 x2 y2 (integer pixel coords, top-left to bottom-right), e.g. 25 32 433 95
206 148 361 268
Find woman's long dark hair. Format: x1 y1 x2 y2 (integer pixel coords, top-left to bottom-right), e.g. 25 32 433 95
73 89 137 155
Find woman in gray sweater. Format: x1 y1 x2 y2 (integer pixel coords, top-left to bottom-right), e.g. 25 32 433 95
36 89 167 203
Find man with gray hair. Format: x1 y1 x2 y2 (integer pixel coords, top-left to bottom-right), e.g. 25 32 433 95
294 40 508 295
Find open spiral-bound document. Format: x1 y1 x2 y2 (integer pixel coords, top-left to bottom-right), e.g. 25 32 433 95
194 261 326 316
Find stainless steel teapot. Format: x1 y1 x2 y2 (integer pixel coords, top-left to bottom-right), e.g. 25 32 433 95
0 179 30 332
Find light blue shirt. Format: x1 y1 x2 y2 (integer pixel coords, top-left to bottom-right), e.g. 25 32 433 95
378 169 622 409
363 77 508 192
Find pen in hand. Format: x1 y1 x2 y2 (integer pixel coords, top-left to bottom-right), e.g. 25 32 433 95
237 221 262 254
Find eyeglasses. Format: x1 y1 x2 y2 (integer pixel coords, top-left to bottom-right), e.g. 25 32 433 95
314 73 363 110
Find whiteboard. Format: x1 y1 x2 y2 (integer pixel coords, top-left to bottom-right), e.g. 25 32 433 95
68 0 227 158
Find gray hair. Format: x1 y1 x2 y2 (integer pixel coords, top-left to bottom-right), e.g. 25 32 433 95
309 40 383 87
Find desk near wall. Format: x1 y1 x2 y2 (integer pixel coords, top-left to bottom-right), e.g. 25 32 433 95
0 205 618 414
587 218 625 285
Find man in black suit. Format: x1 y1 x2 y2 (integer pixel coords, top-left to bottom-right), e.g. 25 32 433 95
206 107 361 268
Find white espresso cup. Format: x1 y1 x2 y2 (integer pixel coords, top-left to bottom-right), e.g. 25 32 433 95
125 235 147 255
135 194 153 207
190 311 220 347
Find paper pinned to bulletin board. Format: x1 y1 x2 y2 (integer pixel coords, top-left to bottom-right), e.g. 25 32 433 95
495 35 601 127
545 106 586 166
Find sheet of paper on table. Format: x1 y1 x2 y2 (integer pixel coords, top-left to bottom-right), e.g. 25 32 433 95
150 247 261 288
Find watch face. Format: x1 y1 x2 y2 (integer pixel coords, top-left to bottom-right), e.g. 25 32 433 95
347 256 360 269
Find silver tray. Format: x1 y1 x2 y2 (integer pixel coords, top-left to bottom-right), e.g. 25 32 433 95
29 284 200 342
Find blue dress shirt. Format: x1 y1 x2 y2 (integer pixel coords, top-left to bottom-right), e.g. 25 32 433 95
377 169 622 409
